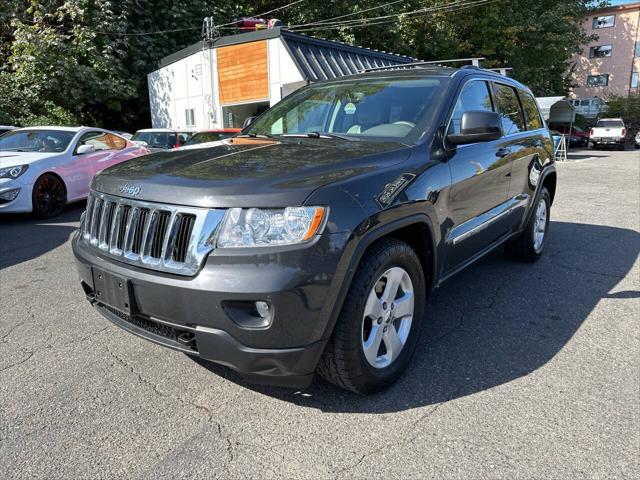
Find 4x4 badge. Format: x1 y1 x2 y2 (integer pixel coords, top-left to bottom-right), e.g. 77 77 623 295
119 183 141 196
376 173 416 208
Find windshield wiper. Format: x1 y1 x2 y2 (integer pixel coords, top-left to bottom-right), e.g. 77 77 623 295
279 132 356 141
306 132 356 141
236 133 279 140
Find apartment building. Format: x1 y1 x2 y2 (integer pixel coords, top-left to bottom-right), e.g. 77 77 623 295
570 2 640 99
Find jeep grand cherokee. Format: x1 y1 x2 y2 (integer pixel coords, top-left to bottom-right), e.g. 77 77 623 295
73 66 556 394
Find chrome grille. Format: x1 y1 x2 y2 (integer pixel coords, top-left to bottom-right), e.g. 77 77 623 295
81 191 225 276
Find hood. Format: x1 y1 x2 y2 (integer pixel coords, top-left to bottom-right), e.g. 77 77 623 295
171 139 227 151
92 138 411 208
0 151 60 167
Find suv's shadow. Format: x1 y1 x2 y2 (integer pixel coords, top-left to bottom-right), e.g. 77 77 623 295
0 203 84 270
193 221 639 413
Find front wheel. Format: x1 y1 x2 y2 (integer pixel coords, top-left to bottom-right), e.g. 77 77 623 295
317 238 426 394
504 187 550 262
32 173 67 218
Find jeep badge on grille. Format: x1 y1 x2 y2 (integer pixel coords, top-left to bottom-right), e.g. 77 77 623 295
119 184 141 196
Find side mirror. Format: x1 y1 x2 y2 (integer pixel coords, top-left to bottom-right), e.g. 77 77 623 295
243 116 256 128
76 144 96 155
447 111 503 146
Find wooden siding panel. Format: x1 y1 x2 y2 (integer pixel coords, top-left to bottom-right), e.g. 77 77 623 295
217 41 269 104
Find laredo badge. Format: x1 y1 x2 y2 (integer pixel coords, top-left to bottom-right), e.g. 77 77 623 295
376 173 416 208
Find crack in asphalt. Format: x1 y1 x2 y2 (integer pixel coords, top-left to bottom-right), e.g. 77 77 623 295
432 280 505 345
551 262 626 280
0 326 110 375
105 346 236 468
0 350 35 373
333 386 463 479
1 320 27 344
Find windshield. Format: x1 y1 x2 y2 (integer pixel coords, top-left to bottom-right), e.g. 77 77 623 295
0 130 75 152
244 77 445 141
185 132 236 145
132 132 176 149
596 120 624 128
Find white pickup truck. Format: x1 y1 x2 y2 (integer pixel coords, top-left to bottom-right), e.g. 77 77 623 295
589 118 626 150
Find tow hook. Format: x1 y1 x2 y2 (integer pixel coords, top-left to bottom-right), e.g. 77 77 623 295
177 331 196 348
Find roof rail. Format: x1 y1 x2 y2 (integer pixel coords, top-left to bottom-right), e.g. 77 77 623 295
360 57 485 73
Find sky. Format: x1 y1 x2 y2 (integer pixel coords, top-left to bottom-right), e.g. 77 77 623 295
607 0 637 5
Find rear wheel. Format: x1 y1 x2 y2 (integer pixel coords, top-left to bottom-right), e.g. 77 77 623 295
32 173 66 218
317 238 426 394
504 187 550 262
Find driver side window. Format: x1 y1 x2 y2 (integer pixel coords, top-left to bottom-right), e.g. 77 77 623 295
449 81 494 135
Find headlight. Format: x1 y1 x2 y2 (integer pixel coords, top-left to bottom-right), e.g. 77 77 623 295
0 165 29 179
217 207 326 248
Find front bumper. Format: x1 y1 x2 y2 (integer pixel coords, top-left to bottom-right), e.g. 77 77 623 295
590 137 624 145
0 178 32 213
73 230 352 387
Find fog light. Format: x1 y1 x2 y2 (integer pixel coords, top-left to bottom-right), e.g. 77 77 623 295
0 188 20 202
255 301 270 318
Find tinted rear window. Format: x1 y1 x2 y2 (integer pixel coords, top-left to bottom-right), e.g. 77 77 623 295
596 120 624 127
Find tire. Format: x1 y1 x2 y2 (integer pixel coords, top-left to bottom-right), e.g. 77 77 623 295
32 173 67 218
317 238 426 394
504 187 551 262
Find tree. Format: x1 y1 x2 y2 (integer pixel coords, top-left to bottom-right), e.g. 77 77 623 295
0 0 607 128
604 94 640 133
0 0 236 129
257 0 603 96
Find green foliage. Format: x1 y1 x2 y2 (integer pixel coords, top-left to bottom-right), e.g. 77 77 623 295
0 0 611 128
604 94 640 132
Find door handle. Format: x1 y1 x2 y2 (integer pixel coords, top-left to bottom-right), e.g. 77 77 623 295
496 147 510 158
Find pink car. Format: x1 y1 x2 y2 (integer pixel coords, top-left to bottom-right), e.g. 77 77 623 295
0 126 148 217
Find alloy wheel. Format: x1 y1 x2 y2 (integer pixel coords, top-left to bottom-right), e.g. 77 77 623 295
533 198 547 252
361 267 414 369
34 175 65 217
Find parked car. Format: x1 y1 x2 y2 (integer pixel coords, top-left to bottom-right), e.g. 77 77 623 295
635 131 640 149
0 127 147 217
113 130 133 140
178 128 241 150
73 66 556 394
548 124 589 146
0 125 17 136
131 129 192 151
589 118 626 149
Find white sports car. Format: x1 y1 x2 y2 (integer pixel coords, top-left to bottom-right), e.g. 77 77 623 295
0 126 147 217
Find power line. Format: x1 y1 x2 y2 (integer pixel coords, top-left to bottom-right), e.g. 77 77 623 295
290 0 499 32
296 0 407 28
18 0 306 38
215 0 308 29
291 0 496 30
20 18 202 36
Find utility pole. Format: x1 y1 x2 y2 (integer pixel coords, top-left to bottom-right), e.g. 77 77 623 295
201 16 218 46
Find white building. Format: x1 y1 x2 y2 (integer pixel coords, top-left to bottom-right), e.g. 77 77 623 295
147 27 414 130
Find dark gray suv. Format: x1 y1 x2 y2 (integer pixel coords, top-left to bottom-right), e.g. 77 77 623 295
73 66 556 394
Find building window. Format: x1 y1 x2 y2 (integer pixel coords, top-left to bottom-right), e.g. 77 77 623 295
635 42 640 57
586 74 609 87
592 15 615 29
185 108 195 126
589 45 612 58
632 72 639 89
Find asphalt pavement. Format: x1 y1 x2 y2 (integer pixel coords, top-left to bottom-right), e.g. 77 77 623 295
1 148 638 479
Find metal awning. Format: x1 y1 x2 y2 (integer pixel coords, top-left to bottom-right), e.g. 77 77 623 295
157 28 415 76
536 96 576 123
280 30 415 81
